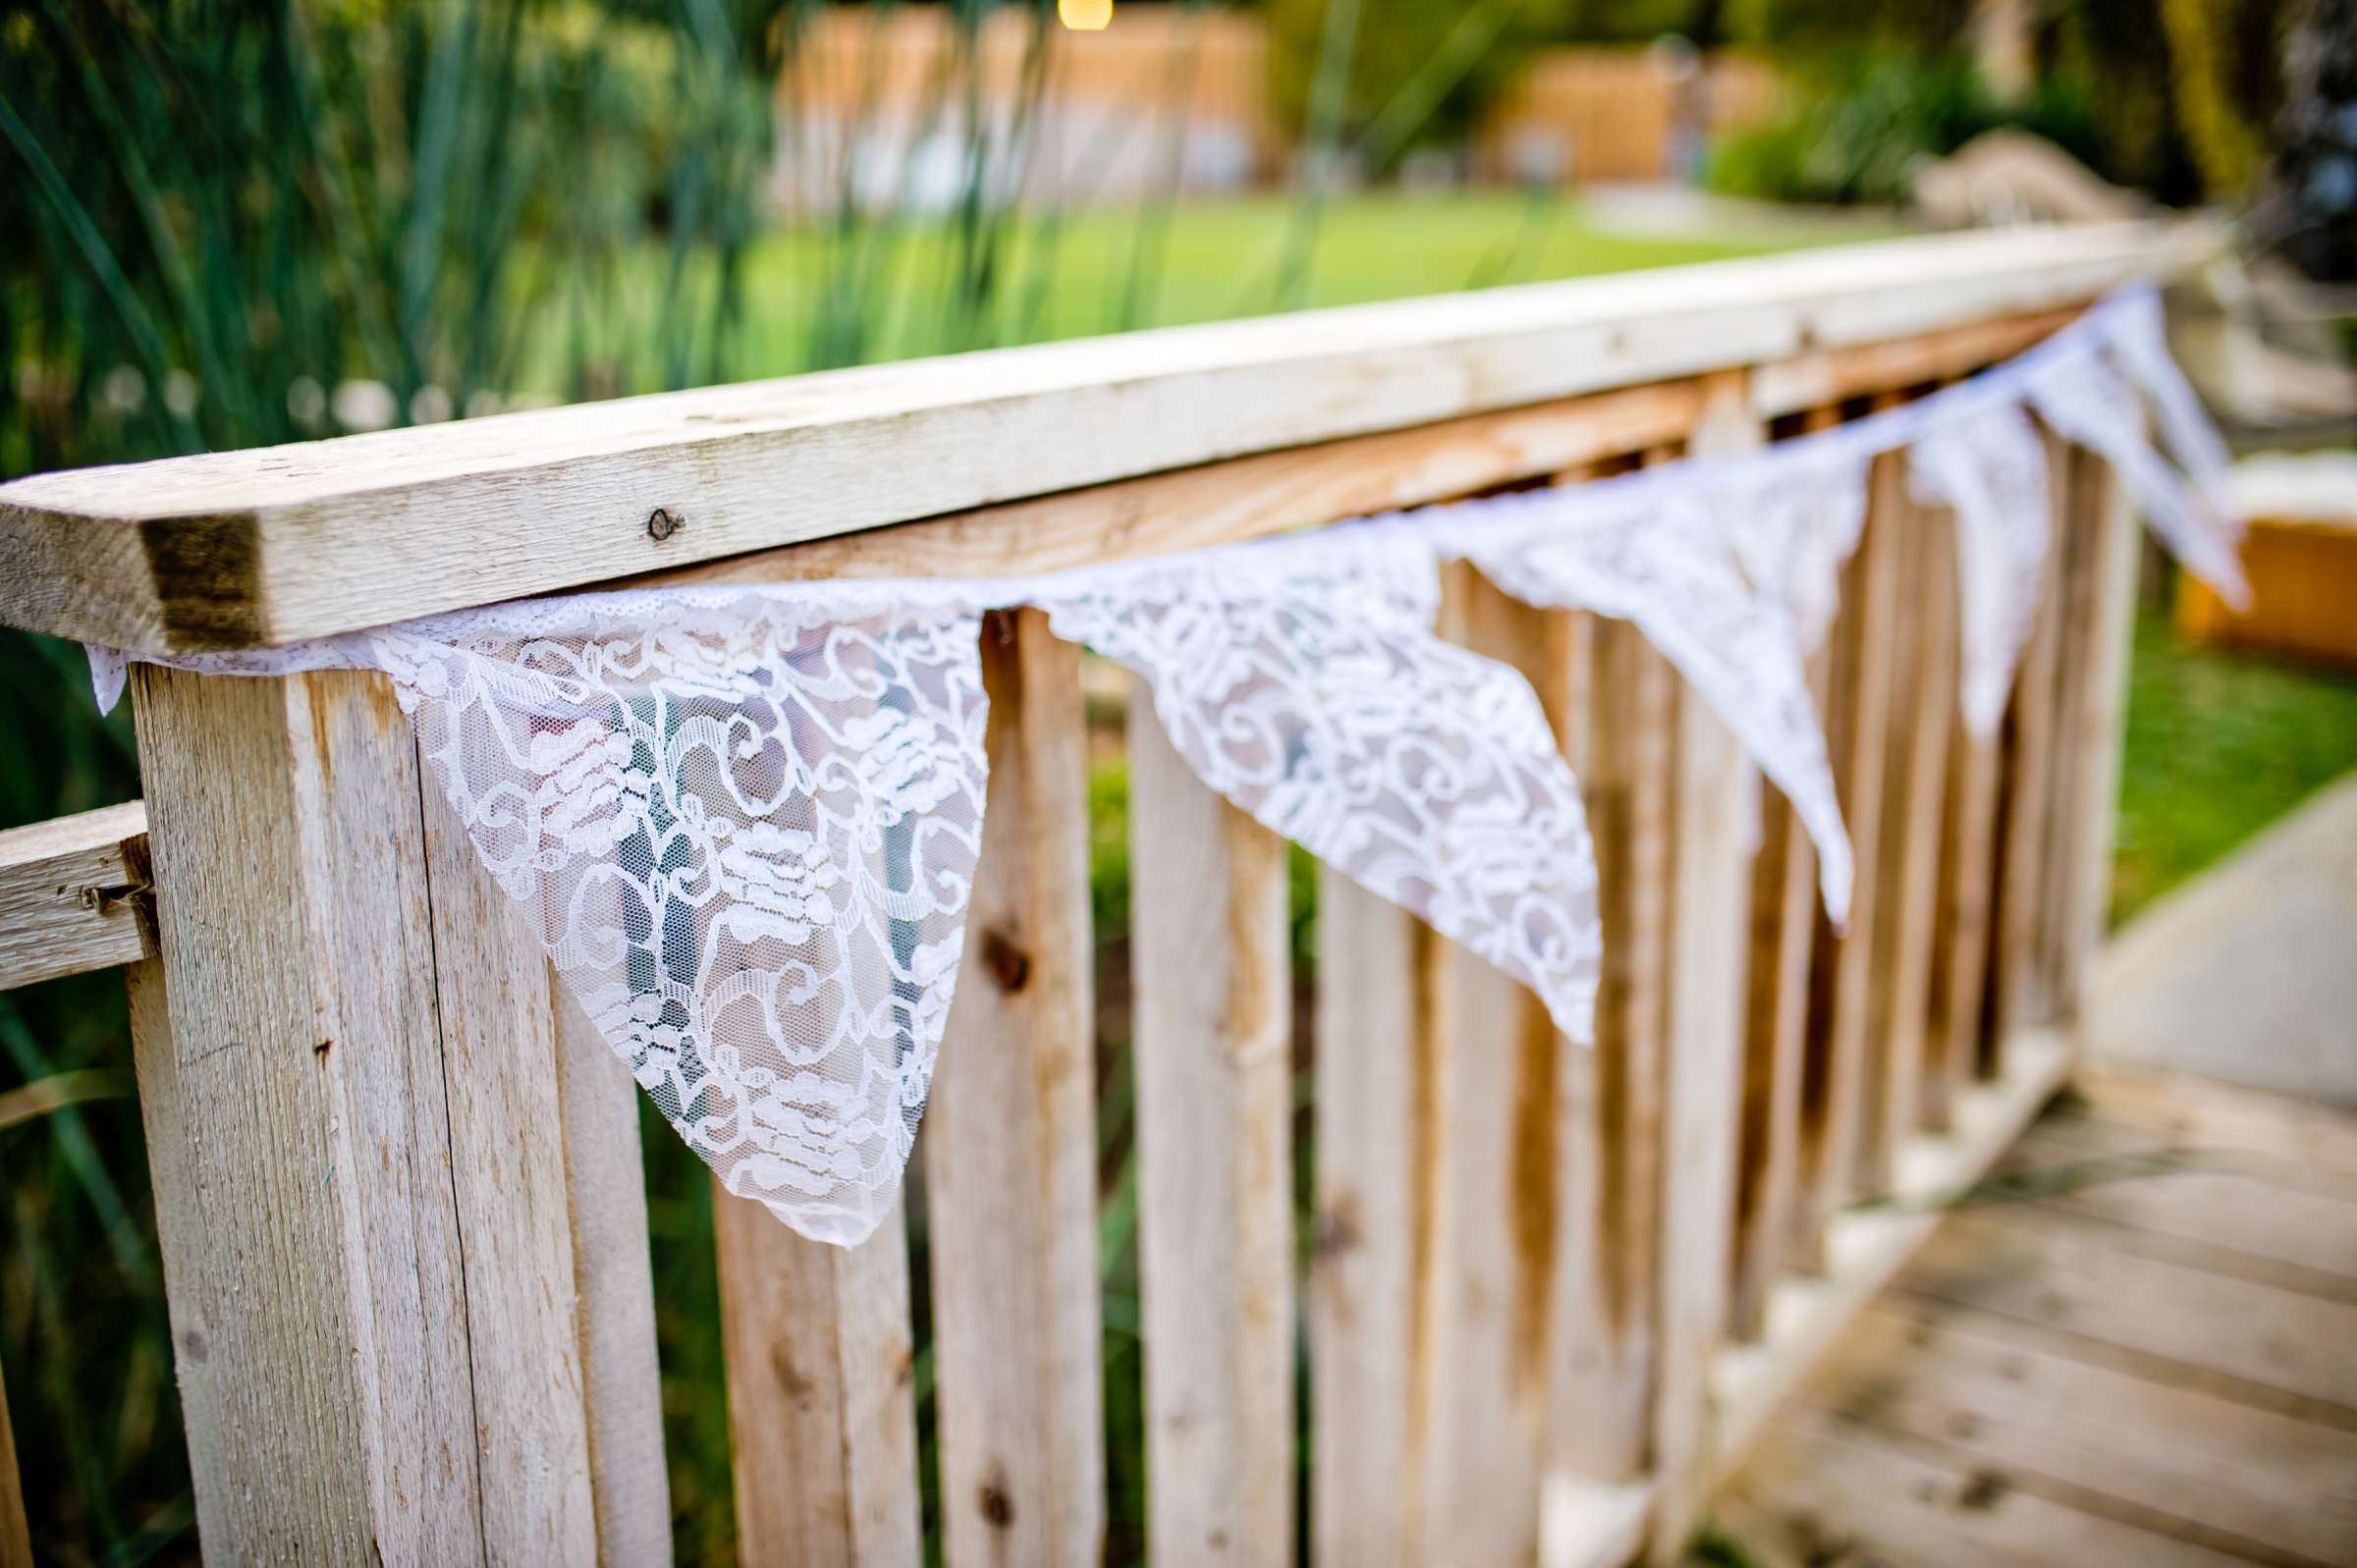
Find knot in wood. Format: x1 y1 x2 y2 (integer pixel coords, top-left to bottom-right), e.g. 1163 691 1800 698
646 507 684 542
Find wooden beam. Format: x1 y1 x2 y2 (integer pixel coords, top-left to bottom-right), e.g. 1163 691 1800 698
637 382 1704 594
1128 689 1294 1565
0 224 2203 653
924 610 1104 1568
1749 307 2080 417
0 801 150 991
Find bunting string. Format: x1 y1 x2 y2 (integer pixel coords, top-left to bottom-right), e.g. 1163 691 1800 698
86 282 2241 1246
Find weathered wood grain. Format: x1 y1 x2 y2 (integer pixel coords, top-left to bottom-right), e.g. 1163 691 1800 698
1749 306 2080 417
1310 871 1429 1566
0 1339 28 1568
550 994 674 1567
0 800 150 990
1128 690 1293 1565
416 784 601 1561
1858 493 1958 1191
1790 409 1906 1261
2050 450 2140 1016
0 224 2201 652
1646 377 1763 1564
1987 429 2072 1055
1727 407 1837 1340
1556 611 1674 1487
126 667 485 1562
637 383 1704 595
713 1186 922 1565
1712 1026 2076 1482
924 610 1104 1568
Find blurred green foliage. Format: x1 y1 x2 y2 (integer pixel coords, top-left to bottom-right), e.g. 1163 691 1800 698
1705 52 2110 206
2112 609 2357 925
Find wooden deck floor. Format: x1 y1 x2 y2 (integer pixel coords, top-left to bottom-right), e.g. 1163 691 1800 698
1712 1061 2357 1568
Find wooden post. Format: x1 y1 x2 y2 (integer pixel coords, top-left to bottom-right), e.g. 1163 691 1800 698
125 665 662 1563
1647 374 1764 1564
1129 689 1294 1566
924 610 1105 1568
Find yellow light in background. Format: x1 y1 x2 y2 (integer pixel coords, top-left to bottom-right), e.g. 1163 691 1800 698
1059 0 1112 30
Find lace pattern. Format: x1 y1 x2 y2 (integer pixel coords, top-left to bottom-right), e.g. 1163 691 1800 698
1909 405 2053 736
1035 528 1602 1042
83 281 2238 1247
1405 475 1856 926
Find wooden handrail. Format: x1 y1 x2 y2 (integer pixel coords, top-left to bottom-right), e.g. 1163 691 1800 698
0 222 2204 655
0 801 151 991
0 235 2165 1568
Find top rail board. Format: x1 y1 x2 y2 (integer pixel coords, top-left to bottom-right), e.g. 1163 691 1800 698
0 222 2205 654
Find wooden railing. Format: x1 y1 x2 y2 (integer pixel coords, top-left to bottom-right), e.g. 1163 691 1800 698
0 221 2187 1566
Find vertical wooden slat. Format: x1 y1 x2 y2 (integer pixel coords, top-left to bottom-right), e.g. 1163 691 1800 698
1987 430 2073 1057
126 666 486 1563
2050 450 2142 1015
0 1289 29 1568
1727 408 1836 1339
2034 449 2100 1008
1129 691 1293 1566
1554 617 1673 1486
1858 488 1959 1190
1310 871 1427 1566
1789 403 1906 1265
925 609 1104 1568
1923 576 2006 1128
1406 564 1580 1567
416 786 601 1561
1647 375 1764 1564
714 1188 921 1565
552 997 675 1568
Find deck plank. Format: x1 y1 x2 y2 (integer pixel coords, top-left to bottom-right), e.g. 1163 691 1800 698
1803 1300 2357 1566
1715 1412 2257 1568
1718 1073 2357 1567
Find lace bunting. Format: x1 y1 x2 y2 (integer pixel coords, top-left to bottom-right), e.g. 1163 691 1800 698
86 282 2238 1245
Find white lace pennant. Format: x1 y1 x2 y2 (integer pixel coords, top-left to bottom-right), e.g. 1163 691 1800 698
2025 338 2250 610
1720 446 1875 654
1404 476 1856 928
1908 406 2053 737
77 280 2244 1248
1034 527 1604 1043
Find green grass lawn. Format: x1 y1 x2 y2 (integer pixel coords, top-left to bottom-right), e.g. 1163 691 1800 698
510 190 1898 396
2111 608 2357 924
